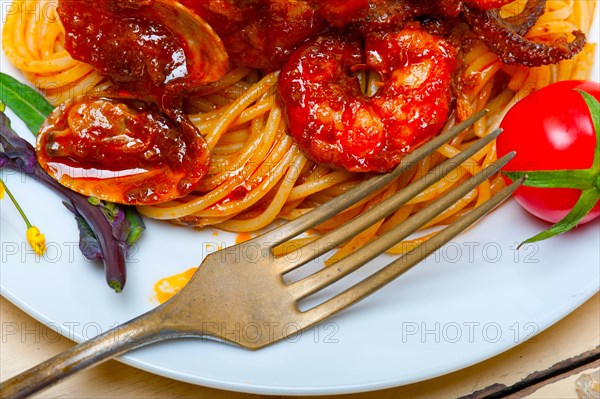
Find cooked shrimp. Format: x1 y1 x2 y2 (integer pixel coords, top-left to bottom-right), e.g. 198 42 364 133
279 22 457 173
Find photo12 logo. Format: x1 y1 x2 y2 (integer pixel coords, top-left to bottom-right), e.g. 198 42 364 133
405 240 540 265
400 321 540 344
1 1 58 25
1 240 142 264
1 320 341 345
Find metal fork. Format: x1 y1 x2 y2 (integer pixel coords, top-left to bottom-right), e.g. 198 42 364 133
0 110 523 399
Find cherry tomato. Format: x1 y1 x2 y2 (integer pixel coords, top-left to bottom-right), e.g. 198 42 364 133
497 80 600 224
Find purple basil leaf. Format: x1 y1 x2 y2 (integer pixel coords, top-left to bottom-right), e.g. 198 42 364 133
110 207 129 244
0 113 37 174
0 109 146 292
63 201 103 261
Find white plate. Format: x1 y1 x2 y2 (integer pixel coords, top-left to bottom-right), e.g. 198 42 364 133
1 8 599 395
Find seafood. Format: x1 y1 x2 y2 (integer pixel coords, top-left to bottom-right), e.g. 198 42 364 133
37 97 209 205
57 0 228 105
464 1 586 67
277 0 586 172
279 23 457 173
180 0 327 70
36 0 589 203
35 0 230 205
301 0 585 66
178 0 562 70
347 0 463 34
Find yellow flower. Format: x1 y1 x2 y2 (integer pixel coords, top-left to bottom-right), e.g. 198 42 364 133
26 226 46 256
1 179 47 254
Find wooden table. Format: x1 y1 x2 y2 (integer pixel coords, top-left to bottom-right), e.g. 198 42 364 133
1 293 598 398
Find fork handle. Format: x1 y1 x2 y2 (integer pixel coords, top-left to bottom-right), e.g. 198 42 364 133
0 309 184 399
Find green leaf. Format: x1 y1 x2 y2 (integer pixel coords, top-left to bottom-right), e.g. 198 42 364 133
577 90 600 172
124 207 146 246
0 72 54 136
503 169 595 190
518 188 600 248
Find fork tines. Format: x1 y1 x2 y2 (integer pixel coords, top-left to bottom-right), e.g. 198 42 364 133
304 176 523 322
278 127 504 274
251 109 523 320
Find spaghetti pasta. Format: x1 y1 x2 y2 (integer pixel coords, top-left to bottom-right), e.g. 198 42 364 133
2 0 597 259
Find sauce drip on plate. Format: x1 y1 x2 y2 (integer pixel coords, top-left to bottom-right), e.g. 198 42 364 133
153 267 197 304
